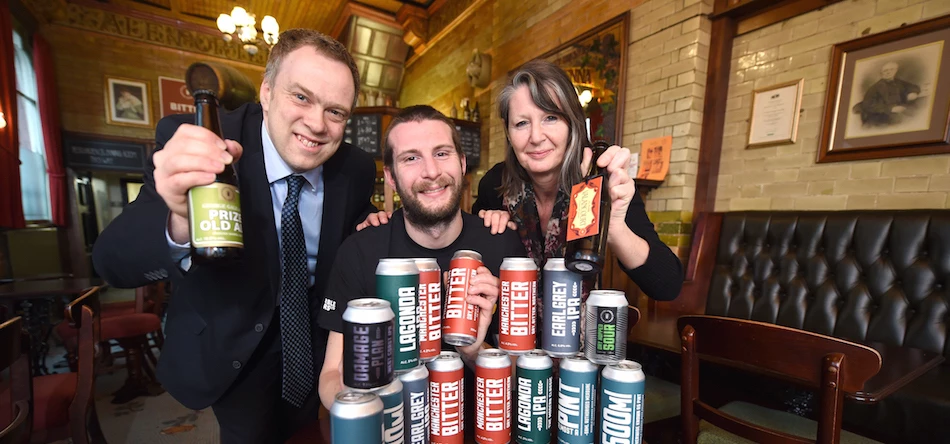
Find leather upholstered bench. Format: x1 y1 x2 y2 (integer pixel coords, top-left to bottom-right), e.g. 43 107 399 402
695 211 950 443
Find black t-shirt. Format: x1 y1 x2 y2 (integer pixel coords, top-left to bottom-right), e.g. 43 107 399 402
317 209 527 333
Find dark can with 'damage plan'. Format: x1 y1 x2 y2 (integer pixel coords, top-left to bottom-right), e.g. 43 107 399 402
343 298 394 391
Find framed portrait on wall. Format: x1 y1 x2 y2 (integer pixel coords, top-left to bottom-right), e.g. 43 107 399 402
538 12 628 145
105 76 152 127
817 15 950 163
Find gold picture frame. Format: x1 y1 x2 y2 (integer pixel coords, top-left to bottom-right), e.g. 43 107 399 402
105 76 152 127
747 79 804 148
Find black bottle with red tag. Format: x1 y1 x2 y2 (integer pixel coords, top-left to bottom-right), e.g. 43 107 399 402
564 141 612 275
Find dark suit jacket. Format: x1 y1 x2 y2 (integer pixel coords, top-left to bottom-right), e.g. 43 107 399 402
92 103 377 409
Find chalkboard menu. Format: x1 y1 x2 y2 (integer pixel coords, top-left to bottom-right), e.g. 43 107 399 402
455 122 481 169
344 114 382 156
64 134 148 173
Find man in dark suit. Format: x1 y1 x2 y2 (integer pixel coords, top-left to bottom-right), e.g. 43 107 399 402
92 29 377 443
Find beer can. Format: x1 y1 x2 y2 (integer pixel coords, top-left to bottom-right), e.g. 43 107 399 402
428 351 465 444
600 361 645 444
475 349 512 444
515 350 553 444
377 258 421 371
557 354 597 444
584 290 628 365
331 390 384 444
542 259 583 357
398 365 431 444
374 378 405 444
343 298 395 390
500 258 538 355
444 250 483 346
415 258 442 362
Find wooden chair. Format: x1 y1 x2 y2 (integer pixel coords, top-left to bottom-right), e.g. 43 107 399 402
32 286 106 444
678 315 883 444
0 317 31 444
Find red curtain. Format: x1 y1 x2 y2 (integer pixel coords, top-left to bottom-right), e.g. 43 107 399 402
0 0 25 229
33 33 66 226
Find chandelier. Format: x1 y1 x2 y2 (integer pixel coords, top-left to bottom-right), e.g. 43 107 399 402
216 7 279 55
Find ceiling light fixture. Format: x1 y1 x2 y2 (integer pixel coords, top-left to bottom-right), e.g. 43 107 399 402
217 7 279 56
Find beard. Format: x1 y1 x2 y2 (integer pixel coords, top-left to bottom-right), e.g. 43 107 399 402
394 175 463 228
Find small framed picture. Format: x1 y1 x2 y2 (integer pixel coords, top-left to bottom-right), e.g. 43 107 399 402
748 79 804 148
818 15 950 163
105 76 152 127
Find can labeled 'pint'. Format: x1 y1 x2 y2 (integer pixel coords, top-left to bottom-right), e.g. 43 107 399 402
343 298 394 390
515 350 553 444
444 250 483 346
374 378 405 444
542 259 583 357
600 360 645 444
415 258 442 362
585 290 628 365
377 258 420 371
557 354 597 444
330 391 384 444
428 351 465 444
500 257 538 355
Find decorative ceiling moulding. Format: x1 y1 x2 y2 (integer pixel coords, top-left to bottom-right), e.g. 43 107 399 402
396 3 429 52
406 0 488 67
30 0 268 66
330 2 403 40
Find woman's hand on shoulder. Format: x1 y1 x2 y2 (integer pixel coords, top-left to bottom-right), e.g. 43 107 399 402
477 209 517 234
356 210 392 231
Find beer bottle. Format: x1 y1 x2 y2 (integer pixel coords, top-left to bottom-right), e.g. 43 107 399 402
564 141 612 275
185 62 243 262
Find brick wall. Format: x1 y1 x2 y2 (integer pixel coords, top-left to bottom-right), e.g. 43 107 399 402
400 0 713 256
717 0 950 211
42 24 263 141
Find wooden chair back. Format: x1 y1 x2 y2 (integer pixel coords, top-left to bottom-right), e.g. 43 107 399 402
678 315 882 444
0 317 31 444
63 286 105 444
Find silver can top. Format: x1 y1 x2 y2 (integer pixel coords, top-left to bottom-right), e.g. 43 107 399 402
587 290 628 308
516 349 553 370
476 348 512 369
452 249 483 262
413 258 440 272
376 258 420 275
331 391 384 418
372 378 403 397
602 360 645 383
560 353 599 373
501 257 538 271
427 351 464 372
343 298 394 322
543 258 567 271
396 364 429 382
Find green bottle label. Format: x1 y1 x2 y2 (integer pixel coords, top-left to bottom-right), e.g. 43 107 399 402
188 183 244 248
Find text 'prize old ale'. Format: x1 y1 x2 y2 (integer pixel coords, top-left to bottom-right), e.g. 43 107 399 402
564 141 612 275
475 349 512 444
330 390 384 444
585 290 628 366
428 352 465 444
343 299 394 391
398 365 431 444
377 258 421 372
415 258 442 362
515 350 553 444
444 250 483 346
600 361 645 444
499 258 538 355
185 62 244 262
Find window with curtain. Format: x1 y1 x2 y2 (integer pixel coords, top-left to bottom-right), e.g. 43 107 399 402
12 29 50 222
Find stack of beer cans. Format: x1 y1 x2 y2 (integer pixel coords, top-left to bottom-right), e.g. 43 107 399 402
333 253 646 444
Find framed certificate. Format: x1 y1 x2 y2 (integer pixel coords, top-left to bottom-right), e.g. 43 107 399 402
747 79 804 148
